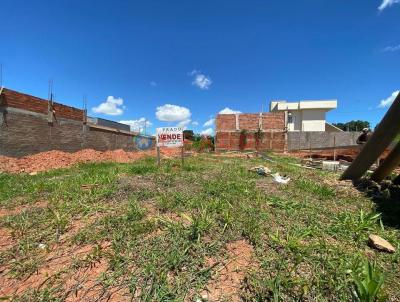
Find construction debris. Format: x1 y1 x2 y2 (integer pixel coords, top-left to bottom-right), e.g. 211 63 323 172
249 165 271 176
272 173 290 184
38 243 47 250
298 158 351 172
322 160 340 171
249 165 290 183
368 234 396 253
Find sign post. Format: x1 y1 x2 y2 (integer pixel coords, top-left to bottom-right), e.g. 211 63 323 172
156 127 184 167
157 146 161 167
181 145 184 166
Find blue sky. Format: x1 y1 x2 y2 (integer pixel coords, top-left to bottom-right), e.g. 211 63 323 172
1 0 399 134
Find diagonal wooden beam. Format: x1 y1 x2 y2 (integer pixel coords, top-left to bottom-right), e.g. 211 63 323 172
341 92 400 180
371 142 400 183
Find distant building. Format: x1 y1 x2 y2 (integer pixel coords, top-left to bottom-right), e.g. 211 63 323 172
270 100 341 132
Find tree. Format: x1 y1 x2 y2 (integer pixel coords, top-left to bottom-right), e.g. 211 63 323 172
183 130 194 140
332 120 370 132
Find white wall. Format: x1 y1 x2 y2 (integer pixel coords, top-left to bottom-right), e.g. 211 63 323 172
301 109 326 131
287 110 302 131
287 109 327 131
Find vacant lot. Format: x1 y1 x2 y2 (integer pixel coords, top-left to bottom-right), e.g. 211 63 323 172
0 153 399 301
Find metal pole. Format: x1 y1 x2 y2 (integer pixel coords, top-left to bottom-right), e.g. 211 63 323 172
341 93 400 180
371 142 400 183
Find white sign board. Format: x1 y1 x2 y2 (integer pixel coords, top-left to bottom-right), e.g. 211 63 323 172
156 127 183 148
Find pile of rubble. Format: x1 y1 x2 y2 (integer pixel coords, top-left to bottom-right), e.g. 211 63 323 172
0 148 181 174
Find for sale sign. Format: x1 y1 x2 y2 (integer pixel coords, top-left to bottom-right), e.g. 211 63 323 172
156 127 183 147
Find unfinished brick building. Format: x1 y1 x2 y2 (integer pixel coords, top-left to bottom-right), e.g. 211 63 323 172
0 88 155 157
215 112 287 152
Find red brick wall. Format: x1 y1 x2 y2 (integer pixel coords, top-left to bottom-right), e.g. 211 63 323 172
1 88 84 121
215 114 236 131
215 112 286 152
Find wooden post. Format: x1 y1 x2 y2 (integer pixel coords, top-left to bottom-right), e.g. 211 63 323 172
298 131 301 152
333 135 336 161
371 142 400 183
157 146 161 167
341 93 400 180
181 146 184 166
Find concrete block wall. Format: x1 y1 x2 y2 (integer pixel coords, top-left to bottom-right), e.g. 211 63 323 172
83 126 137 152
215 112 286 152
1 109 84 156
0 88 154 157
287 131 361 151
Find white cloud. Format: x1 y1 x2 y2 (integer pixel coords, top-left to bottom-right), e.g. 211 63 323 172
92 96 125 116
190 70 212 90
177 119 192 129
378 90 399 108
203 118 215 127
192 121 199 126
382 44 400 52
201 128 214 136
378 0 400 11
120 118 152 131
219 107 242 114
156 104 191 122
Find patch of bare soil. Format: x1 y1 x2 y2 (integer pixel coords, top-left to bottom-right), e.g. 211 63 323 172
0 200 48 218
0 243 101 297
0 228 14 253
255 178 280 195
117 174 159 193
59 213 106 243
202 239 255 302
63 258 131 302
0 201 48 253
143 201 191 228
213 152 258 159
321 178 361 197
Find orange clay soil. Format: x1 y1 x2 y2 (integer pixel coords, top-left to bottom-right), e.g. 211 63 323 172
0 148 183 174
201 239 256 302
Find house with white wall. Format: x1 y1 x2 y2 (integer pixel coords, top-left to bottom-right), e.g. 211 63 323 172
270 100 341 132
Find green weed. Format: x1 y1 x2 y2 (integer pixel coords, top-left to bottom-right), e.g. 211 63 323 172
351 259 386 302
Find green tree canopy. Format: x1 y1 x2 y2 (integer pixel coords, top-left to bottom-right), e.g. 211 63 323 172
183 130 194 140
332 120 370 132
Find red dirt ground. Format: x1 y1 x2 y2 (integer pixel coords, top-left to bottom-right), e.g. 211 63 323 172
0 148 182 174
202 239 256 302
289 147 392 162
